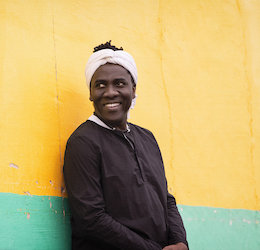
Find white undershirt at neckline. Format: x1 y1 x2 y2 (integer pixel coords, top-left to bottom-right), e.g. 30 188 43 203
88 114 130 132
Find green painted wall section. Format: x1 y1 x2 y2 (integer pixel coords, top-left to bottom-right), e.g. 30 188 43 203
0 193 259 250
0 193 71 250
179 205 260 250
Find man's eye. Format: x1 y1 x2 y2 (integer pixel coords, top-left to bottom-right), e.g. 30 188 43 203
116 81 125 87
96 83 105 88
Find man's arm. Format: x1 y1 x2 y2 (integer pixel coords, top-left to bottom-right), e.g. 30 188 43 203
165 192 188 249
162 243 188 250
149 131 188 249
63 136 161 250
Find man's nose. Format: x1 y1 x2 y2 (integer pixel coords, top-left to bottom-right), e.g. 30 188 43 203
104 84 118 98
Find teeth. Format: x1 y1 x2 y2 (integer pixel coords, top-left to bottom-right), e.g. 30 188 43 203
105 103 120 108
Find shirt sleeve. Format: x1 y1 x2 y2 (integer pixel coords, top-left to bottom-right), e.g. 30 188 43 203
63 135 162 250
167 192 189 248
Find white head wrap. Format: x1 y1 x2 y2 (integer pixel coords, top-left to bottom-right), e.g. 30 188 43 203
85 48 138 111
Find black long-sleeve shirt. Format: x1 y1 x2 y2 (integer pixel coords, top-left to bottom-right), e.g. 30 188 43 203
63 118 188 250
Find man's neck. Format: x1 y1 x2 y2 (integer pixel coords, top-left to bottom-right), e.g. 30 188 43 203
89 113 130 132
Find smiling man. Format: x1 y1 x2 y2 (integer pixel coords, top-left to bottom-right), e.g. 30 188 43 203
63 41 188 250
89 63 135 130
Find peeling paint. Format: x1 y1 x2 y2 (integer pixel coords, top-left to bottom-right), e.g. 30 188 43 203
24 191 32 197
0 193 71 249
243 218 251 224
9 163 19 169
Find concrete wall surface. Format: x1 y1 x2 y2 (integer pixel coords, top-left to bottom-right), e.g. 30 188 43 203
0 0 259 249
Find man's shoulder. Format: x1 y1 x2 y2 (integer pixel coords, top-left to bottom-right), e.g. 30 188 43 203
68 120 104 143
129 123 155 139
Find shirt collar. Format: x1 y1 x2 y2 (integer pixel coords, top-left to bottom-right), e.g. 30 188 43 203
88 114 130 132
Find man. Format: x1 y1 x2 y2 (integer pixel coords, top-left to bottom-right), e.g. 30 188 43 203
63 41 188 250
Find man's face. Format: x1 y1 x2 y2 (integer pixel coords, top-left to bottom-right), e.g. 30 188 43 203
90 63 136 130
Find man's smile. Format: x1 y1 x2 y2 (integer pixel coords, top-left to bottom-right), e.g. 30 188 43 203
103 102 121 110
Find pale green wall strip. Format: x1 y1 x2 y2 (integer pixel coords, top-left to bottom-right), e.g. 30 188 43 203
0 193 71 250
179 205 260 250
0 193 259 250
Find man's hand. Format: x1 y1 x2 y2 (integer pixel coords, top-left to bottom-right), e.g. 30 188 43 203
162 242 188 250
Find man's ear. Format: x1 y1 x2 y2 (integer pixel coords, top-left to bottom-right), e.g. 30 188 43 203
89 82 93 101
89 89 93 101
132 85 136 99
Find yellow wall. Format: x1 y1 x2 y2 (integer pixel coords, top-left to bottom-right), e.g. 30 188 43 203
1 0 259 210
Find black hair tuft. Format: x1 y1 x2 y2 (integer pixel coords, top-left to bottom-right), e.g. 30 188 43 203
93 40 123 52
